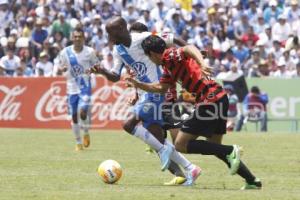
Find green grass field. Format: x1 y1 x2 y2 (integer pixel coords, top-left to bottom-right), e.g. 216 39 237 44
1 128 300 200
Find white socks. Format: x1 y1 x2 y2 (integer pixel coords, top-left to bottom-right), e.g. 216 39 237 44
132 124 196 171
132 124 164 151
165 140 194 170
72 123 81 144
81 118 90 135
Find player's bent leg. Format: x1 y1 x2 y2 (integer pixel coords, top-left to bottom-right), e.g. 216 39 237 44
206 134 223 144
207 135 261 188
207 134 243 175
80 109 90 148
174 131 198 153
71 113 83 151
123 115 172 171
147 123 165 143
173 131 202 185
122 114 140 134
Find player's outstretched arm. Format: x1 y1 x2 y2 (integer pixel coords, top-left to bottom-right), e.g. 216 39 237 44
174 36 187 47
182 45 213 77
90 64 120 82
125 76 170 94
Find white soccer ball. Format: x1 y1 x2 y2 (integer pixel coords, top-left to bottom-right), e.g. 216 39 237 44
97 160 122 184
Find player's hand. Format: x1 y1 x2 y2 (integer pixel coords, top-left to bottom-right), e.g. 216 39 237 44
124 65 136 76
124 74 137 88
58 66 67 73
127 95 138 106
88 64 104 74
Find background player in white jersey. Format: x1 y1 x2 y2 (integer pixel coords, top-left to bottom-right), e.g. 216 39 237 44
57 27 98 151
90 17 201 186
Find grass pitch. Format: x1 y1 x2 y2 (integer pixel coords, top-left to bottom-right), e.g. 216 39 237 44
1 128 300 200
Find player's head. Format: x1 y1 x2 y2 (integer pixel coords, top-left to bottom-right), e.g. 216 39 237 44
129 22 148 33
105 16 130 45
251 86 260 94
141 35 166 65
72 27 85 48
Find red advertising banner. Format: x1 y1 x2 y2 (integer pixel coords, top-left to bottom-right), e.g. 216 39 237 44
0 77 133 129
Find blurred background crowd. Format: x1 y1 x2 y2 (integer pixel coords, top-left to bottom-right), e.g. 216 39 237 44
0 0 300 78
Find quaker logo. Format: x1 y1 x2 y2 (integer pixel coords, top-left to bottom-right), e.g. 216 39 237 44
131 62 147 78
70 64 84 77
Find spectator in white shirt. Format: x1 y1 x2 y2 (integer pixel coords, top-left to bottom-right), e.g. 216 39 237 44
150 0 168 23
90 28 107 58
272 14 291 43
122 3 140 24
216 65 228 80
35 51 53 77
285 0 300 23
0 48 20 76
226 64 243 77
272 58 290 78
0 0 13 37
258 25 273 49
100 52 114 71
290 62 300 77
269 39 284 59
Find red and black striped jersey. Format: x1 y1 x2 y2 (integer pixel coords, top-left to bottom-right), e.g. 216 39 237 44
160 47 226 103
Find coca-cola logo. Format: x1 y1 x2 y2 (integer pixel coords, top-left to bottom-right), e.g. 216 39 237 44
0 85 26 120
35 84 69 121
35 76 134 127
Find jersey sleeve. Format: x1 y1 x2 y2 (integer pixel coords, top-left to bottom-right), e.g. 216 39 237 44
110 48 125 76
163 47 185 63
160 67 174 85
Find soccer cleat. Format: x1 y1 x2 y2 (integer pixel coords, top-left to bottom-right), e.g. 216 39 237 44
183 166 202 186
241 178 262 190
75 144 84 151
158 145 174 171
83 134 90 148
164 176 186 186
227 145 242 175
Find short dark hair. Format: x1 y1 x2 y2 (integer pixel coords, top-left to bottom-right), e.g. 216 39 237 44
141 35 166 55
129 22 148 33
73 27 85 36
251 86 260 94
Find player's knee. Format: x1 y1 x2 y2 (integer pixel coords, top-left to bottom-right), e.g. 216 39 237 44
122 121 134 134
72 114 78 124
80 110 87 120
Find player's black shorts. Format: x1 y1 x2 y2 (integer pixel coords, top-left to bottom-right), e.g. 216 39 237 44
162 103 182 130
180 95 229 138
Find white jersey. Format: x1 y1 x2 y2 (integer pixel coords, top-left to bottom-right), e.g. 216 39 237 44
57 45 98 94
110 31 174 99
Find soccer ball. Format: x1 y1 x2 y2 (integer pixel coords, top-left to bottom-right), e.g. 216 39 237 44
97 160 122 184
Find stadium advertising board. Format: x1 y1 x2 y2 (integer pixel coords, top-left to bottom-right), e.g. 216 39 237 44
0 77 133 129
0 77 299 131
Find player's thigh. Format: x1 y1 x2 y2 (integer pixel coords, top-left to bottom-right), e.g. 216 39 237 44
175 131 198 153
78 94 91 114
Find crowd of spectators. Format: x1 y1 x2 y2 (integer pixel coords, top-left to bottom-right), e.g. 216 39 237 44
0 0 300 78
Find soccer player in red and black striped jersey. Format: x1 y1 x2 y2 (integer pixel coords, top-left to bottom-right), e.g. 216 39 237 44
126 35 262 189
